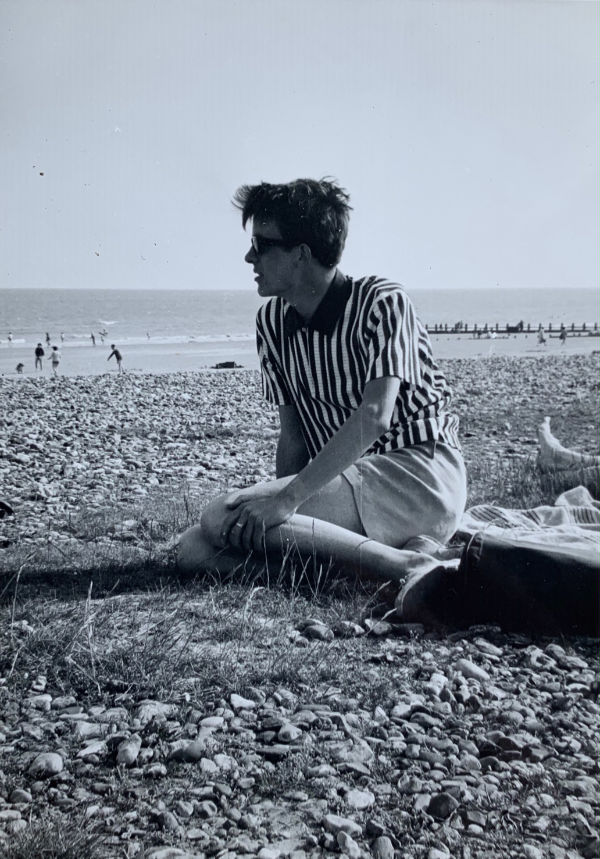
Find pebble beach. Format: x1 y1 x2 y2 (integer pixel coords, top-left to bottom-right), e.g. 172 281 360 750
1 350 598 564
0 351 598 858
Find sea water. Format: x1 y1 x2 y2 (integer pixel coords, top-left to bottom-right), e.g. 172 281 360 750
0 287 597 348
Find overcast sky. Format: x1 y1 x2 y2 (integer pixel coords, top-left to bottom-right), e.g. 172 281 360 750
1 0 597 291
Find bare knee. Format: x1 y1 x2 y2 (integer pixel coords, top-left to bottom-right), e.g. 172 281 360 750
200 494 231 545
177 524 211 573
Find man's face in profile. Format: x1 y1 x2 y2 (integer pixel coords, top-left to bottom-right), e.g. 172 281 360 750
245 219 298 300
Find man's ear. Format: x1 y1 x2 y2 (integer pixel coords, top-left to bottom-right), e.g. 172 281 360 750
297 243 312 263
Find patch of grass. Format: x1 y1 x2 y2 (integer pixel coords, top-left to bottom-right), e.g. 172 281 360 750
1 577 371 707
256 746 318 797
466 452 549 509
0 481 203 586
0 813 105 859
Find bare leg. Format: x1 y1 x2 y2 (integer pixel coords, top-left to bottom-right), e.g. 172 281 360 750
177 475 440 585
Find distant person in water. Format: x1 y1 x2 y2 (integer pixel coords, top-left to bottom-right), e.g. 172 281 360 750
15 363 24 374
50 346 60 376
60 332 65 343
7 332 13 345
178 178 466 584
107 344 123 373
45 332 51 346
34 343 45 370
537 325 547 346
559 324 567 346
90 332 96 346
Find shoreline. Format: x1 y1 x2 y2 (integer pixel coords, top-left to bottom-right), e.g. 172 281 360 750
1 331 598 379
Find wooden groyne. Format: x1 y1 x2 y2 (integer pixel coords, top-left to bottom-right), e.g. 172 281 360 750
424 321 599 337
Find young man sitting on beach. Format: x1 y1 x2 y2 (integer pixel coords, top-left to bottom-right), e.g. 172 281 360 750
178 178 467 587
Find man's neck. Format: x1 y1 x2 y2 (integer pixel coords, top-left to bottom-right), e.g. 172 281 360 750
288 267 338 321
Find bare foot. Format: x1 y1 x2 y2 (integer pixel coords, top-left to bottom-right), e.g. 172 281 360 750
537 417 599 472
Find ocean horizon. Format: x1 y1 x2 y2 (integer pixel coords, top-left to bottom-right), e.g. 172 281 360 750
1 286 597 350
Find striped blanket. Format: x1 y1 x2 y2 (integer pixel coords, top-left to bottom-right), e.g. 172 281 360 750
458 486 599 551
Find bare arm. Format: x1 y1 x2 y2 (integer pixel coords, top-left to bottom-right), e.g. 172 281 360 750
223 376 401 549
276 404 309 478
280 375 401 509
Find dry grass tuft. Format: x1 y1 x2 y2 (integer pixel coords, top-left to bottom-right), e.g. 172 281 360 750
0 813 105 859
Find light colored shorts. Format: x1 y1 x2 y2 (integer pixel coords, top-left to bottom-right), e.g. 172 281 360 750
342 441 467 549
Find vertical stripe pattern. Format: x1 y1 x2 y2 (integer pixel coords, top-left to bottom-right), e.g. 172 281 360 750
256 276 461 459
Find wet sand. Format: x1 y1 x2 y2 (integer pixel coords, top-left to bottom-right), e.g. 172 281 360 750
0 331 597 378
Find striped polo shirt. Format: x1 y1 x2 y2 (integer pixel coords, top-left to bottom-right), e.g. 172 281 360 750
256 274 460 459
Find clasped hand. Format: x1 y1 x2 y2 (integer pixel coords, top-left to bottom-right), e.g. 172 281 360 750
220 487 297 552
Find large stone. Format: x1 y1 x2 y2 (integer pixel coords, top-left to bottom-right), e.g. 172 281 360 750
345 788 375 810
136 701 177 726
337 831 362 858
427 793 460 820
372 836 395 859
454 658 490 682
168 740 205 763
278 723 302 743
28 753 64 777
323 813 362 838
116 734 142 766
230 693 257 710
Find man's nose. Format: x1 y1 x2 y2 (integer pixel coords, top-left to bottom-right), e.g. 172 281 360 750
244 246 256 264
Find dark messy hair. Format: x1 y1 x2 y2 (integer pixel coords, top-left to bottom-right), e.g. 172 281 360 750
232 178 352 268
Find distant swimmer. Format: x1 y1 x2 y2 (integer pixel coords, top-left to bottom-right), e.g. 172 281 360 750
7 332 13 344
537 324 547 346
15 363 24 374
559 324 567 346
146 331 150 340
107 344 124 373
60 332 65 343
34 343 45 370
45 332 51 346
90 332 96 346
50 345 61 376
99 329 108 344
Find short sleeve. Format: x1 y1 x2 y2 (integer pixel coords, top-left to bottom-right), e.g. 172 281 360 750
365 288 423 387
256 310 292 405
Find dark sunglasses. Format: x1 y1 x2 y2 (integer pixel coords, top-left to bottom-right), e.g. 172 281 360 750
250 235 296 255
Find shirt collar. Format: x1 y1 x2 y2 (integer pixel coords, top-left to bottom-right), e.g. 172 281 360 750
284 272 352 336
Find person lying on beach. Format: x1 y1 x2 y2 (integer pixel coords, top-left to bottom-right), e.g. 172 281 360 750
107 344 123 373
178 178 467 583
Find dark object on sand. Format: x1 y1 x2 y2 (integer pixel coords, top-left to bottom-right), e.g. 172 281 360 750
211 361 243 369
